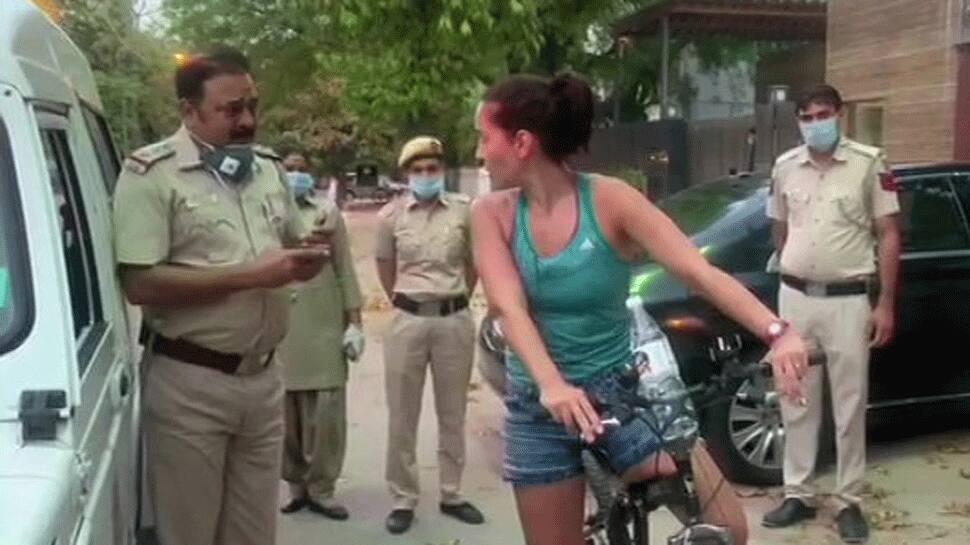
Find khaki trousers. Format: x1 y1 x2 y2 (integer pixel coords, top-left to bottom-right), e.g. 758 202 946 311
384 308 474 510
778 284 871 508
144 352 284 545
281 387 347 502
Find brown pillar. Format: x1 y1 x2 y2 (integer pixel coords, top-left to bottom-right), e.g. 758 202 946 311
953 45 970 160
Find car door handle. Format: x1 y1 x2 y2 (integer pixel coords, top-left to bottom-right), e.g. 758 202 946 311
110 367 132 409
118 369 131 398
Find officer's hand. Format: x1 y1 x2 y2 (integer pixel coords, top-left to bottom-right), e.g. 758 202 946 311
287 231 332 257
250 248 327 288
343 323 365 362
869 303 895 348
539 379 604 443
767 330 808 404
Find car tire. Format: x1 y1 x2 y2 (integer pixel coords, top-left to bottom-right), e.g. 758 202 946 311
700 367 835 486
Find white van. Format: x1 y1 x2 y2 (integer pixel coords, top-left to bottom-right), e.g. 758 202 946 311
0 1 141 544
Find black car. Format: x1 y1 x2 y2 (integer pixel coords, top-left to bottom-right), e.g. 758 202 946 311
634 164 970 485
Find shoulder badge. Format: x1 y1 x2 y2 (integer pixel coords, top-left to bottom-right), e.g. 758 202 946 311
878 171 900 192
124 141 175 175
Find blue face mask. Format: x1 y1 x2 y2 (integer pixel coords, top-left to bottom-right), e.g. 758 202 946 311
408 174 444 200
799 117 840 152
286 171 315 198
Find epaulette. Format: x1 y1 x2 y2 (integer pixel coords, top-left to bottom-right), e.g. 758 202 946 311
843 140 881 160
253 145 282 161
774 146 803 165
447 192 471 205
123 141 175 175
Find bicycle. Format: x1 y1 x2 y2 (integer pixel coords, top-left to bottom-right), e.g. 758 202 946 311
581 335 825 545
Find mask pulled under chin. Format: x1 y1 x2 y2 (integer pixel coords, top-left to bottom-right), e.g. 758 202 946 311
203 144 255 184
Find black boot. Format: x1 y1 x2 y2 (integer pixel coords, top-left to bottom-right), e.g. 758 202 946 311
762 498 817 528
836 504 869 543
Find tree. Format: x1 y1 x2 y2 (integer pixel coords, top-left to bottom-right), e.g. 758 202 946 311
160 0 762 168
60 0 180 153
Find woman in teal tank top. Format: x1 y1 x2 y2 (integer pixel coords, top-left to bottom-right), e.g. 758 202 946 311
473 73 809 545
506 172 632 385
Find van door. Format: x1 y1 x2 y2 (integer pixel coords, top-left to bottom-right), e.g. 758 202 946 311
33 107 135 545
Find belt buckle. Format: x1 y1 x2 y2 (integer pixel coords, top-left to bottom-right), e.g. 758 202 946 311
418 301 440 316
805 282 826 297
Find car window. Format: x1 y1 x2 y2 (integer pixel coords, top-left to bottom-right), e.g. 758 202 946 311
898 174 970 253
81 103 120 194
951 173 970 229
657 179 773 273
40 127 104 374
0 118 33 355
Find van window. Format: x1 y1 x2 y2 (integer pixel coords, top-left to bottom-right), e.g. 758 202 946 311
0 118 33 355
81 103 120 194
40 128 104 373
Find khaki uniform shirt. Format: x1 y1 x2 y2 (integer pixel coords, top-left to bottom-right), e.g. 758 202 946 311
278 194 362 390
766 138 901 282
375 192 472 301
113 126 306 357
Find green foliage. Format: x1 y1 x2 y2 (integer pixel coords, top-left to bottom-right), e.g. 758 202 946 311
60 0 766 168
60 0 179 153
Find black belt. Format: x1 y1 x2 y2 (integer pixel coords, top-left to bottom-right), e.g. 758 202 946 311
392 293 469 316
781 275 870 297
147 331 273 375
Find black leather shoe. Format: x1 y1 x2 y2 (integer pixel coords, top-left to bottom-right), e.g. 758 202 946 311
440 501 485 524
762 498 817 528
307 499 349 520
280 497 308 514
836 505 869 543
385 509 414 534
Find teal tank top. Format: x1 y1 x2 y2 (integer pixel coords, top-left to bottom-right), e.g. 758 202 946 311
507 173 633 386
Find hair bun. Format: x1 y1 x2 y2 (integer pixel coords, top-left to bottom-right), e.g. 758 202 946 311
547 72 594 156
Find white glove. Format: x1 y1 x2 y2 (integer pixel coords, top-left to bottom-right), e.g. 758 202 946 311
343 323 365 362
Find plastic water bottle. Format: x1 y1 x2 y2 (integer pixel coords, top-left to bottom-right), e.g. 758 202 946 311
626 296 699 445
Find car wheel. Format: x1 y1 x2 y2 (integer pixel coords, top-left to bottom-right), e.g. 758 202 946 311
701 366 835 486
701 374 784 486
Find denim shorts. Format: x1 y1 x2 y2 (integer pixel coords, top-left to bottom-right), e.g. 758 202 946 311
503 367 663 487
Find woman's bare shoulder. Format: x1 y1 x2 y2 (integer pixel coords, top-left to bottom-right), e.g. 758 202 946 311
586 172 644 205
472 188 520 217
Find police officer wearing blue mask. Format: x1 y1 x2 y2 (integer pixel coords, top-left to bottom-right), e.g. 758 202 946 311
278 152 365 521
763 84 901 543
375 136 483 534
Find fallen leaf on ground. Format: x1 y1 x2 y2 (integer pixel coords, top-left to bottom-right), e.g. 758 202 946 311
940 502 970 518
937 442 970 455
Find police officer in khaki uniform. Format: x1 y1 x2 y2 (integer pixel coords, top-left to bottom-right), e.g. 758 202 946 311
113 48 329 545
762 85 901 544
277 153 364 519
376 136 485 534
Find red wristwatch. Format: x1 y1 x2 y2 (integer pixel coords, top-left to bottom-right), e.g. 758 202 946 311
766 320 790 346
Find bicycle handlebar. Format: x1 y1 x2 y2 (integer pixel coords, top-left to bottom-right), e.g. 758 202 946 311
595 342 827 427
